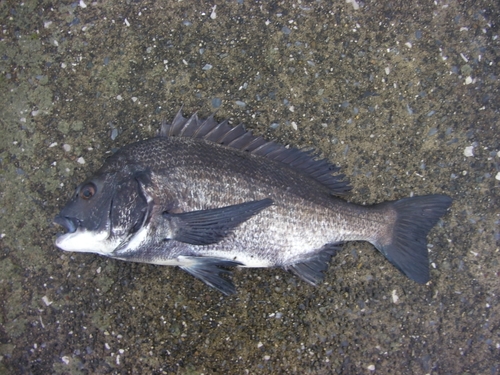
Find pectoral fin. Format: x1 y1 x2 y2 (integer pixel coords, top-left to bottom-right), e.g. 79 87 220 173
178 256 243 295
163 198 273 245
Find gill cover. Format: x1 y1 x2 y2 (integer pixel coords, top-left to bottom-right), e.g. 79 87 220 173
109 171 152 239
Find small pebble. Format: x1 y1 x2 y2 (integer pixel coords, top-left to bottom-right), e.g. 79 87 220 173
212 98 222 108
464 146 474 157
346 0 360 10
427 127 438 136
392 290 399 304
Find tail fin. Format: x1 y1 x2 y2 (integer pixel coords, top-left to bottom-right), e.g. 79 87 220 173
373 194 452 283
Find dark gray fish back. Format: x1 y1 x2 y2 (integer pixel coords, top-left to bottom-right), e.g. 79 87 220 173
160 109 351 195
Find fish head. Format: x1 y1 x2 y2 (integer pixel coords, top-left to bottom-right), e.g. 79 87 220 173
54 166 151 256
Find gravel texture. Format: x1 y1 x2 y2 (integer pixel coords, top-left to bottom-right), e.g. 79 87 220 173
0 1 499 374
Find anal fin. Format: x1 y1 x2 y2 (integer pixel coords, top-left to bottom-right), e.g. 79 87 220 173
284 243 341 285
179 256 243 295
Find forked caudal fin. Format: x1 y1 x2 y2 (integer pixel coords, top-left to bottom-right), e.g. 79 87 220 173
373 194 452 284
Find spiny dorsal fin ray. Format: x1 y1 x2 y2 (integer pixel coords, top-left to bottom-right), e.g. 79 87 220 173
178 112 200 137
227 130 255 149
194 114 219 138
160 109 351 195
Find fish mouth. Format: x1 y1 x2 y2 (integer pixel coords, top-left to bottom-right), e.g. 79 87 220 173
54 215 79 234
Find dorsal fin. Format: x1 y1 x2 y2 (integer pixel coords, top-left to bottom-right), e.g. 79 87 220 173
159 109 351 195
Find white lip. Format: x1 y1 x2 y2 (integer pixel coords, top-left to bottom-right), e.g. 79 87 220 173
55 227 119 255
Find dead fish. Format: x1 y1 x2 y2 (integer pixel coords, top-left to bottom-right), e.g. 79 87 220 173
54 110 452 295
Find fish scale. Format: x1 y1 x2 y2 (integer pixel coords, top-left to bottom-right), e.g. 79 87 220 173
54 110 452 295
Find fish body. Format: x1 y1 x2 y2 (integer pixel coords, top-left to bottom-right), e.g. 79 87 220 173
54 111 452 294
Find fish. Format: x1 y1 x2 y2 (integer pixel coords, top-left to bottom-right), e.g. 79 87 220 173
54 110 452 295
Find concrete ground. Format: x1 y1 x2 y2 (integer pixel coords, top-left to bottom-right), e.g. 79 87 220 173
0 0 499 374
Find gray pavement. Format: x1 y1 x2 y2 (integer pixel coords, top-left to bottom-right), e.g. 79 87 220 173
0 1 499 374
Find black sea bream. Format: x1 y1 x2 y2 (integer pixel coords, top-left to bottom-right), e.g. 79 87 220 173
54 110 452 294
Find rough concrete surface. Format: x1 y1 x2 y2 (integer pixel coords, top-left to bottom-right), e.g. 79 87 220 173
0 0 499 374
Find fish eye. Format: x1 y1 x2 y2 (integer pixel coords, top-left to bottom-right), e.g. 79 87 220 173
80 182 97 200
